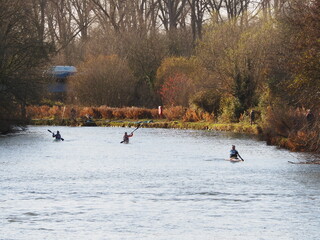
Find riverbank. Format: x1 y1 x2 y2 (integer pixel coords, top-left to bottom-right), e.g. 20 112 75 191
26 105 319 157
30 118 262 135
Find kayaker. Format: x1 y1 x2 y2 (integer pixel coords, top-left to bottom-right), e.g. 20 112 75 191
122 132 133 144
230 145 239 159
52 130 62 140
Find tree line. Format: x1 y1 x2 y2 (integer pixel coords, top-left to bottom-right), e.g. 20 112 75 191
1 0 319 153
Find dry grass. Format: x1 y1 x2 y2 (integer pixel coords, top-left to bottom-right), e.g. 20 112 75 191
163 106 186 120
98 106 114 119
27 105 218 122
182 109 215 122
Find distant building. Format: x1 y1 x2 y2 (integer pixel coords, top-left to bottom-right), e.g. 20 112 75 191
48 66 77 101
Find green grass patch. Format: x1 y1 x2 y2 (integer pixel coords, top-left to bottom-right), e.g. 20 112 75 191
30 118 261 135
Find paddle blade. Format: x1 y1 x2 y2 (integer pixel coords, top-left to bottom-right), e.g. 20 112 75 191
47 129 52 133
131 124 141 134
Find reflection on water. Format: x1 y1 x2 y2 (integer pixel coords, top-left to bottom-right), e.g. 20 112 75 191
0 126 319 239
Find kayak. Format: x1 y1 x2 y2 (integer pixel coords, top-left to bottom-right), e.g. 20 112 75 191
228 158 243 162
82 120 97 126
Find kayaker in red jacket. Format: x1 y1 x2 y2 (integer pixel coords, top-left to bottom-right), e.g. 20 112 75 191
122 132 133 144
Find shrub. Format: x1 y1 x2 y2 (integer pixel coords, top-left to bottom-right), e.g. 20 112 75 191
263 106 320 152
39 105 51 118
48 106 62 119
182 109 201 122
159 74 192 107
123 107 153 119
92 108 102 119
66 106 80 119
218 96 241 123
98 106 114 119
79 107 95 118
155 56 200 89
182 108 215 122
69 55 137 106
263 106 306 139
150 108 160 119
113 108 126 119
26 106 38 119
163 106 186 120
201 112 215 122
190 90 221 116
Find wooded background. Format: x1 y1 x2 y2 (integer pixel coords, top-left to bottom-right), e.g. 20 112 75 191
1 0 319 151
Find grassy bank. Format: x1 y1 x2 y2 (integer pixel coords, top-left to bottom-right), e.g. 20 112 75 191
27 105 261 135
30 118 261 135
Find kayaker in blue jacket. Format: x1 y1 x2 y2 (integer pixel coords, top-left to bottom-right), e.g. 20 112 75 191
230 145 239 159
52 131 62 140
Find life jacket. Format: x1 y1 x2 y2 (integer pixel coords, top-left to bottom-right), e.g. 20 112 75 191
123 135 129 142
230 149 238 158
54 133 61 140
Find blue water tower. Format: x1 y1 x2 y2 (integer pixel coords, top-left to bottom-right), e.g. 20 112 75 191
48 66 77 101
48 66 77 93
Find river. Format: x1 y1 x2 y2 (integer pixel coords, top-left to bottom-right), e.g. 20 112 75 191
1 126 319 239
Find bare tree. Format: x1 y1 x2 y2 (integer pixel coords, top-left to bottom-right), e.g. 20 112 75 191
91 0 160 35
91 0 126 33
29 0 48 42
206 0 262 25
123 0 160 34
157 0 188 31
69 0 94 42
260 0 288 18
188 0 208 43
46 0 76 64
223 0 252 25
67 0 95 60
207 0 224 22
45 0 95 64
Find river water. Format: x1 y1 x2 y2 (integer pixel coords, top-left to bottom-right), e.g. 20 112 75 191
0 126 319 240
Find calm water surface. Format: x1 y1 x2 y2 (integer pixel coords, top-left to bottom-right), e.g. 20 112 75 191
0 126 319 240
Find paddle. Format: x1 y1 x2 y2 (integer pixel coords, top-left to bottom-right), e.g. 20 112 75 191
237 152 244 161
120 124 141 143
48 129 64 141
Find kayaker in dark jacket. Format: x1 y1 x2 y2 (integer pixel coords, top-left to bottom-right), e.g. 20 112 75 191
122 132 133 143
52 131 62 140
230 145 239 159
